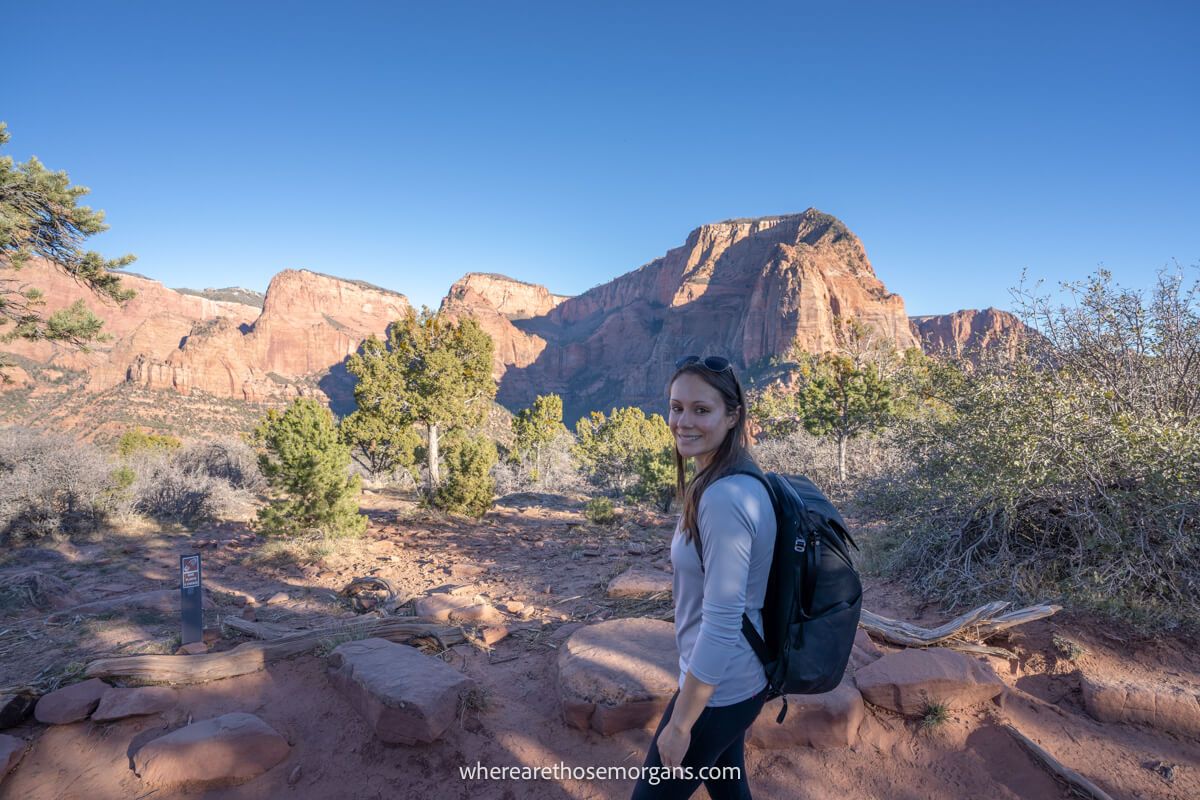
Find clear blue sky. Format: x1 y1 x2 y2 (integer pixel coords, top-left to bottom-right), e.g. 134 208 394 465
5 1 1196 315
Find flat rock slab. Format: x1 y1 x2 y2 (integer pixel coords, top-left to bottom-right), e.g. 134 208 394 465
558 618 678 735
748 679 866 749
134 712 289 788
0 694 36 730
853 648 1002 716
34 678 109 724
327 637 476 744
606 567 672 599
413 594 504 624
1082 675 1200 738
0 734 26 782
92 687 178 722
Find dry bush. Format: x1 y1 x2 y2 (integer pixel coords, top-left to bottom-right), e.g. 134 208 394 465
174 437 266 492
0 427 115 540
494 432 585 495
126 450 242 525
863 268 1200 631
753 428 905 506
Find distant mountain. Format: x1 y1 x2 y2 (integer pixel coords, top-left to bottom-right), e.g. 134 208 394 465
1 211 1022 436
910 307 1028 358
481 209 920 421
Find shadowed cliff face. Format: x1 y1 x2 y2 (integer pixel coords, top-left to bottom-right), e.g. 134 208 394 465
491 209 919 423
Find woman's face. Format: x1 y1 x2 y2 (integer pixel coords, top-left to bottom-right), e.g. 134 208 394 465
669 372 738 469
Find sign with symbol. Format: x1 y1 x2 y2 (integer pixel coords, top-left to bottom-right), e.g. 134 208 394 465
179 553 203 646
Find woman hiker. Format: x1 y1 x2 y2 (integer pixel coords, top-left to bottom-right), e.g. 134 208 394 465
630 355 776 800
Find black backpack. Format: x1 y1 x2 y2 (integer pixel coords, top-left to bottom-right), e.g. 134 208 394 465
692 463 863 723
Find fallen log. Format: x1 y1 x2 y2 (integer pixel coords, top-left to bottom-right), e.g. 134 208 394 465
1003 723 1115 800
860 601 1060 657
221 617 297 639
86 618 465 684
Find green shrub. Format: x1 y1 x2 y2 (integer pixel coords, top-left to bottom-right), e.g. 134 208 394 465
433 433 496 517
574 407 673 503
584 496 617 525
117 428 182 457
253 398 366 538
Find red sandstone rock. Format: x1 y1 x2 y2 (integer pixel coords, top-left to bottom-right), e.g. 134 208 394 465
748 678 866 749
326 638 476 744
34 678 109 724
605 566 672 598
92 687 177 722
557 618 678 735
413 594 504 624
1081 674 1200 738
133 712 290 788
853 648 1003 716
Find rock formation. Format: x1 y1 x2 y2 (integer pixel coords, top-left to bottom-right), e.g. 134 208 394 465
496 209 919 421
3 211 1022 431
438 274 560 380
910 307 1026 358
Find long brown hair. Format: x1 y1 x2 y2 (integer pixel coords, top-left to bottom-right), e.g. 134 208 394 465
670 362 755 542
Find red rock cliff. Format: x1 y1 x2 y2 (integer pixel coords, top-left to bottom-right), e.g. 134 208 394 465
495 209 919 421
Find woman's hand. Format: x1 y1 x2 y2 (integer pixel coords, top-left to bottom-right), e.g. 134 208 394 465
657 720 691 770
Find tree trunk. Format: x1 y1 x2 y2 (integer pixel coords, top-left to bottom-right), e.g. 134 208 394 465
427 422 440 491
837 433 847 481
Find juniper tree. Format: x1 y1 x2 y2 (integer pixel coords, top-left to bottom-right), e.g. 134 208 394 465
0 123 135 364
253 397 366 538
573 406 673 500
434 431 498 517
512 393 567 480
346 308 495 494
751 318 899 481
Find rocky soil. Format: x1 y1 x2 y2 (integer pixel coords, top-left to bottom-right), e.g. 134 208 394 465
0 490 1196 799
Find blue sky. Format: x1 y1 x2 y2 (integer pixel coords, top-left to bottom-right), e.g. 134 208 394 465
4 1 1197 315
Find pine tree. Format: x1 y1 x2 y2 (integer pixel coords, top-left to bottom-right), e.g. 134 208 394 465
253 398 366 538
345 308 496 495
0 123 135 364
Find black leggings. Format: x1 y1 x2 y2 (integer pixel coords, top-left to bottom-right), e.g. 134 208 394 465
629 688 768 800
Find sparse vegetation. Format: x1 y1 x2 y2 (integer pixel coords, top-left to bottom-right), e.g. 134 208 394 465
865 267 1200 631
920 700 950 730
0 427 115 540
584 496 617 526
1052 634 1086 661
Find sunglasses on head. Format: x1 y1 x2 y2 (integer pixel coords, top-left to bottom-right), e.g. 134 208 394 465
674 355 732 373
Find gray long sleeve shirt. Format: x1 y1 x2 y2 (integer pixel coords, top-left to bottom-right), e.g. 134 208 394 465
670 473 775 707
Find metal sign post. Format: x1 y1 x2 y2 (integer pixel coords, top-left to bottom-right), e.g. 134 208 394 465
180 553 203 646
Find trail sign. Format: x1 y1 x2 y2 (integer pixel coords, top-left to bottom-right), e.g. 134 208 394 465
179 553 203 645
